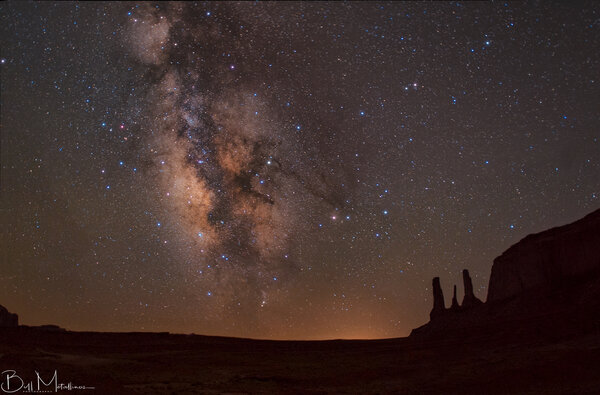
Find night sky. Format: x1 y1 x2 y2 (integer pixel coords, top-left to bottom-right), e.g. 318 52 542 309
1 2 598 340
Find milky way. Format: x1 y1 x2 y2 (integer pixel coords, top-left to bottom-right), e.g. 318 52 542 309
2 2 599 339
125 4 347 320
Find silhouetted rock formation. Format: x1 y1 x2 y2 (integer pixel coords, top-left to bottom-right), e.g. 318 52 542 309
0 304 18 327
425 270 483 323
461 269 483 308
450 285 460 310
488 209 600 302
430 277 446 320
411 209 600 338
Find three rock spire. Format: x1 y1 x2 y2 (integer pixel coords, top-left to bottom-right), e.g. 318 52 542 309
430 269 482 320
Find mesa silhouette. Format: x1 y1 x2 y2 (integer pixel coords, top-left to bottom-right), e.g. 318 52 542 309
412 208 600 339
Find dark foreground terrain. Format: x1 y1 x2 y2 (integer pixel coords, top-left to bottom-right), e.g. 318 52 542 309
1 323 599 394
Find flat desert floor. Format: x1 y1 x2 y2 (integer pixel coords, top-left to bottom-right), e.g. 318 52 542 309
1 327 599 394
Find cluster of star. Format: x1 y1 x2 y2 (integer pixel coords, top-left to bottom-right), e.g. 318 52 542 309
1 1 598 339
122 4 348 311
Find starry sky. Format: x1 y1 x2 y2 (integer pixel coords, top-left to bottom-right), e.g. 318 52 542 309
1 1 599 340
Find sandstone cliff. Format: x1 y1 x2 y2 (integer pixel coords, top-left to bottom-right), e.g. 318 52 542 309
412 208 600 338
0 304 19 327
487 209 600 302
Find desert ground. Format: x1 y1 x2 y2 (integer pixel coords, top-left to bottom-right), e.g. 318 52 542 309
1 324 599 394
